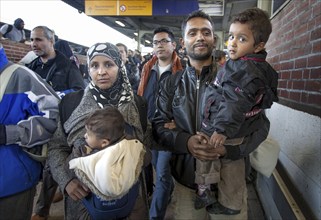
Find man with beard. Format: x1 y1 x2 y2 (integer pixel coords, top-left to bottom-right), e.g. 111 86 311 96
0 18 26 43
152 10 267 219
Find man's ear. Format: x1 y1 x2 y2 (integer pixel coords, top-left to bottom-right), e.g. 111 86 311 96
172 41 177 49
179 37 184 48
254 42 266 53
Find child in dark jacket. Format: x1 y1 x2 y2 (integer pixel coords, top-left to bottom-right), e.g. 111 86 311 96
194 8 279 215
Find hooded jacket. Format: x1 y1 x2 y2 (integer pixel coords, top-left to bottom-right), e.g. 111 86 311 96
201 51 279 139
0 18 26 42
0 54 59 197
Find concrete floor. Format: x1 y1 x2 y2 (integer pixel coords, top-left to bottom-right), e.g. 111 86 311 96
34 181 265 220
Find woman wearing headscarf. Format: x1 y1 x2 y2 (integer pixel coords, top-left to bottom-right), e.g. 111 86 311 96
47 42 152 219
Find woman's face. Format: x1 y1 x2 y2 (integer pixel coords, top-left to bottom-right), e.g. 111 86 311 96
89 55 119 90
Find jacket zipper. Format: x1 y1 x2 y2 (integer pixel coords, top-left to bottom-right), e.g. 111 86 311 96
196 75 200 131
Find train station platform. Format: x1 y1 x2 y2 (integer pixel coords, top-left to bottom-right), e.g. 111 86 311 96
35 179 265 220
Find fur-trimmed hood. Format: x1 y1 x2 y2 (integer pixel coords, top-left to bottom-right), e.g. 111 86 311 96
69 139 145 201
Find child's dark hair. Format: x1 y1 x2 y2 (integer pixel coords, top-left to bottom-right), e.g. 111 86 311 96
214 50 226 62
85 107 125 144
231 8 272 45
181 10 214 38
153 27 175 41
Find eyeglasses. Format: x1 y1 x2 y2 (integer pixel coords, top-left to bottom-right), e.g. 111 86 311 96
153 39 172 46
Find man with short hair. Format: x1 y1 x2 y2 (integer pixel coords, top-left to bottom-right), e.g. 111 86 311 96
152 10 268 219
138 26 183 220
27 25 85 220
116 43 140 93
28 26 85 95
0 18 26 43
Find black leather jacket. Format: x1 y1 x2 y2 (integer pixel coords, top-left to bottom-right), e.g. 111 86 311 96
152 61 217 188
152 55 274 188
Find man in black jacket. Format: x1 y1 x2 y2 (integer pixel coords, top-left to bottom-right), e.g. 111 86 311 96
27 25 85 220
152 10 269 219
27 26 84 97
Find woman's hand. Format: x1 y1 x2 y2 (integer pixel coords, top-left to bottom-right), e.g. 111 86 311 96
65 179 90 201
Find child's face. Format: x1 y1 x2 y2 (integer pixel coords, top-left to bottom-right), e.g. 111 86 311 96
84 126 109 150
227 22 263 60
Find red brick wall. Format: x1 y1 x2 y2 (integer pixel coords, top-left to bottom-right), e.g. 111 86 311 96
0 39 87 65
266 0 321 116
0 39 31 63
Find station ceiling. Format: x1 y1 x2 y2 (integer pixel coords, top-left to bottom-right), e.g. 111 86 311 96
61 0 258 47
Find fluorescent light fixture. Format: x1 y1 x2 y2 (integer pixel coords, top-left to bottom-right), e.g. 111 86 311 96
199 0 224 16
115 20 125 27
145 40 151 44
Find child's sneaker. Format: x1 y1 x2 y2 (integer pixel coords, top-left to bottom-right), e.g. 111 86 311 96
194 189 216 210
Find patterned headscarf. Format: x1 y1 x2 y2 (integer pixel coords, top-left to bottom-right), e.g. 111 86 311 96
87 42 133 108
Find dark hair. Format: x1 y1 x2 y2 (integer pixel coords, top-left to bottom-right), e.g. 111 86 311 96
32 26 54 41
181 10 214 38
54 39 73 58
116 43 128 54
85 107 125 144
214 50 226 62
231 8 272 45
14 18 24 30
153 27 175 41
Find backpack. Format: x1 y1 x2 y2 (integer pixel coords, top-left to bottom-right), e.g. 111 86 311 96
3 25 13 38
59 90 149 219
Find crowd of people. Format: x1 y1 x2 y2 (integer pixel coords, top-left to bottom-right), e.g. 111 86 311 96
0 7 279 220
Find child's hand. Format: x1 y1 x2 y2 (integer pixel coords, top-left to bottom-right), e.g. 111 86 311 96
164 120 176 129
210 132 227 148
84 145 93 154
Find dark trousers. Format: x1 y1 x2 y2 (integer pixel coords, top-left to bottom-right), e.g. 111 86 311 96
0 186 36 220
34 161 58 217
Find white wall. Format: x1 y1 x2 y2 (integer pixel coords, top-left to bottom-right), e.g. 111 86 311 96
266 103 321 219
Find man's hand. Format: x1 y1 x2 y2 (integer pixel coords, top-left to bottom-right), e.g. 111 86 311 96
188 132 225 161
65 179 90 201
164 120 176 129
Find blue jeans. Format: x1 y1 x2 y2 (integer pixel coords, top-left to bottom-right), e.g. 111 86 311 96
149 150 174 220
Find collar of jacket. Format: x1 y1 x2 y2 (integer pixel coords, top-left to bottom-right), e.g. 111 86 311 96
137 51 183 96
185 56 217 82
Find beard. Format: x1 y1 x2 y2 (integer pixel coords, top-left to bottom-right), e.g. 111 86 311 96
187 49 212 61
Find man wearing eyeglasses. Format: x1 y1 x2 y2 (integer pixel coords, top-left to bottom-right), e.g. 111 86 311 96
138 27 183 220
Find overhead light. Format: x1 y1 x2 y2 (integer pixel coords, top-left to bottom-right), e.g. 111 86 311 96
134 32 138 36
145 40 151 44
199 0 224 16
115 20 125 27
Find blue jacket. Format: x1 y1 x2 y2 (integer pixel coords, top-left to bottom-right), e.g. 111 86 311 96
0 58 59 197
